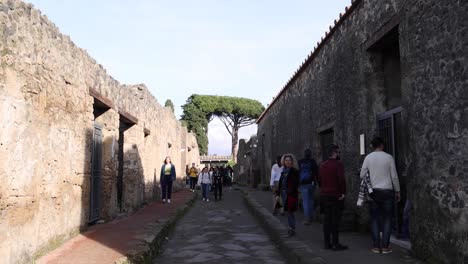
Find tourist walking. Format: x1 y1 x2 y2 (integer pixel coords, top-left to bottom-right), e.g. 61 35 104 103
212 167 223 201
298 149 319 225
209 167 215 192
270 156 283 215
160 156 176 204
318 144 348 250
188 163 198 192
198 167 211 202
278 154 300 237
360 137 400 254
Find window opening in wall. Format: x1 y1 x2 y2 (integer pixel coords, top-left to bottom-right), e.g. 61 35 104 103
368 26 402 110
144 128 151 138
319 128 334 161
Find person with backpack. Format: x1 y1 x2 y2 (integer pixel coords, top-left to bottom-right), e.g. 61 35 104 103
212 167 223 201
198 167 211 202
298 149 319 225
160 156 176 204
360 137 400 254
278 154 300 237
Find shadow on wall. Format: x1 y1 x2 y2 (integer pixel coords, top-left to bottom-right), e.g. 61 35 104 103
76 127 150 258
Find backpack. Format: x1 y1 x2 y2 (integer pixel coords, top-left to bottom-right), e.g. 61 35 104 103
299 159 315 184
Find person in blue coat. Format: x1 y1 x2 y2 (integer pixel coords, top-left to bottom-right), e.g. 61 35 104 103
160 156 176 203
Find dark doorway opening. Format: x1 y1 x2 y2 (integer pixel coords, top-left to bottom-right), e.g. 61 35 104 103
118 114 137 212
377 107 409 240
90 98 110 223
368 26 402 110
319 129 334 161
89 124 103 223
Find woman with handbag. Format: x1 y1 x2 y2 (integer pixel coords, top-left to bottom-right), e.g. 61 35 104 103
278 154 300 237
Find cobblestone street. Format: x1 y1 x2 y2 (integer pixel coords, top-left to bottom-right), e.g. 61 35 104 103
154 189 286 264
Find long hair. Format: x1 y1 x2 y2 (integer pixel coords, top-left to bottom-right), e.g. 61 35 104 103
281 153 298 169
164 156 172 164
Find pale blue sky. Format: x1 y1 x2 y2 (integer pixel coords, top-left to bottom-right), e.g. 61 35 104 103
27 0 348 155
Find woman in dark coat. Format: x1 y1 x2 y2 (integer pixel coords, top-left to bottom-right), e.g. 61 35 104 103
160 156 176 204
278 154 300 237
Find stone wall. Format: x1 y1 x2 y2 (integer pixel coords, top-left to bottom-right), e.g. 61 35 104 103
0 1 200 263
253 0 467 263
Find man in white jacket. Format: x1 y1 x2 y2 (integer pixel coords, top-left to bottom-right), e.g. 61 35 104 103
270 156 283 215
360 137 400 254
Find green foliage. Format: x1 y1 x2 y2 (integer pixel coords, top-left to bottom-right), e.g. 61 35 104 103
164 99 175 113
227 160 237 167
181 94 265 156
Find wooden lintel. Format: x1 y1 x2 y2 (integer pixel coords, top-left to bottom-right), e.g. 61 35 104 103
119 110 138 125
89 88 115 109
362 14 401 51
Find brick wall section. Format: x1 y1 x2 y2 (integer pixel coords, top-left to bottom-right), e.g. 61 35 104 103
254 0 467 262
0 1 200 263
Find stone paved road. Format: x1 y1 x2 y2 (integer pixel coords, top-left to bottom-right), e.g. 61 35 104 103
154 189 286 264
249 189 424 264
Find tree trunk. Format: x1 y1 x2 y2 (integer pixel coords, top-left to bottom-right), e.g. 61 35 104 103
231 126 239 163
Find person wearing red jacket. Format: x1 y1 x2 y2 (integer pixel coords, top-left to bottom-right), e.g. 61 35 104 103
318 144 348 251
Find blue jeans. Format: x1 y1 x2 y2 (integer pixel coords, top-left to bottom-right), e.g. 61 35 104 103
300 184 315 220
201 184 209 199
288 212 296 230
281 190 287 209
369 189 395 248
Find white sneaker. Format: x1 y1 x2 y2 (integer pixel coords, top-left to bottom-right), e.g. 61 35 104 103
203 198 206 201
167 199 171 204
162 199 166 203
206 199 210 202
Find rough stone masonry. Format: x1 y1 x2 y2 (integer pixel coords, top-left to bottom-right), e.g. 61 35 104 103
240 0 467 263
0 0 200 263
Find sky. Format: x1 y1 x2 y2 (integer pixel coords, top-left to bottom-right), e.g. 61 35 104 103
27 0 348 155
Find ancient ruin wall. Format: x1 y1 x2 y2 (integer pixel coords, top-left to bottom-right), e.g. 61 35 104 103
256 0 467 263
0 1 200 263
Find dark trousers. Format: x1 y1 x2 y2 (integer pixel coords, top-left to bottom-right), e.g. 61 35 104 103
214 183 222 199
189 177 197 190
369 189 394 248
161 177 173 200
321 196 344 246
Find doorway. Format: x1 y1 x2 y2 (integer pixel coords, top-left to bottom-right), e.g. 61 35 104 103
377 107 408 239
89 123 103 223
319 128 334 161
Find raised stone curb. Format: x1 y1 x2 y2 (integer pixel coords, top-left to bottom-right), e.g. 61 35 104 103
114 192 198 264
241 189 326 264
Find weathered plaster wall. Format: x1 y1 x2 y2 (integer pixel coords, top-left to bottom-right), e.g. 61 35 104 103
254 0 467 262
0 1 199 263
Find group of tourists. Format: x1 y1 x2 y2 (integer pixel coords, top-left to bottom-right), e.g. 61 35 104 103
158 158 234 204
186 163 233 202
270 137 400 254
